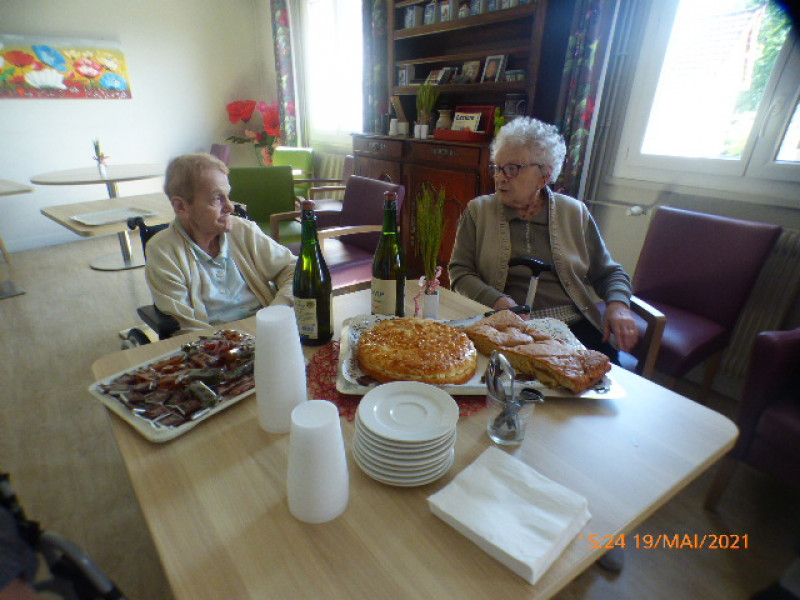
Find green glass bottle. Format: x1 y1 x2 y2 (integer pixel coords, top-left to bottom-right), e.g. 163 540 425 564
371 191 406 317
293 200 333 346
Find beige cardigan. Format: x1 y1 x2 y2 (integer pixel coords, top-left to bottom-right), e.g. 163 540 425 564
145 217 296 332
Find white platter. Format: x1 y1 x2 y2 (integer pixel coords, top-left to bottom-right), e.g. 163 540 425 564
88 332 256 443
357 381 459 442
72 206 158 226
336 314 626 400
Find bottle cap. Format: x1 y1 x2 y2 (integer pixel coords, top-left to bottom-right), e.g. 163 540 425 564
300 199 316 211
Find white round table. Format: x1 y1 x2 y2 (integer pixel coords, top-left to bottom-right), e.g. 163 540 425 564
31 164 164 270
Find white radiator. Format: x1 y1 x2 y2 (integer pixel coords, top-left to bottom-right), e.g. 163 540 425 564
317 152 346 180
721 228 800 378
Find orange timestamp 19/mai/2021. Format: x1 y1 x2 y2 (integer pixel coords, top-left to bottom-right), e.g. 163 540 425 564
578 533 750 550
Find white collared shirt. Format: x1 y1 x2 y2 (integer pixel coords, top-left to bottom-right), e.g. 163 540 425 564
180 225 262 325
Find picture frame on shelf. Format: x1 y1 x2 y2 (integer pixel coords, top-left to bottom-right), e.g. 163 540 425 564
438 67 457 84
425 69 443 85
397 65 414 87
481 55 506 83
461 60 481 83
469 0 486 15
423 1 439 25
440 1 451 21
404 5 423 28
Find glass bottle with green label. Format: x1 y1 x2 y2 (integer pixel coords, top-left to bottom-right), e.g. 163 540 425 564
371 191 406 316
293 200 333 346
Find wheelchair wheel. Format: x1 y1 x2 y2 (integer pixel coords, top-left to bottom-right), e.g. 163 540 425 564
121 328 151 350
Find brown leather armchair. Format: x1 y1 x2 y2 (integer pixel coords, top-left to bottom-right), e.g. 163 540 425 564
271 175 405 294
629 206 781 399
704 327 800 509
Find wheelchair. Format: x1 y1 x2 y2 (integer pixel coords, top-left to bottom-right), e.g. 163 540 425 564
121 204 249 350
1 472 127 600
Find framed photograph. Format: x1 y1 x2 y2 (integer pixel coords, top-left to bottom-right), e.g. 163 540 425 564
481 54 506 83
440 1 451 21
423 1 439 25
397 65 414 87
438 67 457 84
425 69 443 85
461 60 481 83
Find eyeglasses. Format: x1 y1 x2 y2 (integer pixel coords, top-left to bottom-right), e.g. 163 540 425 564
488 163 543 179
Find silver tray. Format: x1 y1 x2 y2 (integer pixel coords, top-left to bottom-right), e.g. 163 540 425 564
89 331 256 442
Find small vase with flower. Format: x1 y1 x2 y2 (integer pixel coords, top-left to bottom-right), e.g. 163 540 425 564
414 182 446 319
225 100 282 166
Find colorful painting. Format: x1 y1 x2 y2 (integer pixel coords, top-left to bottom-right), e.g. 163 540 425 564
0 34 132 100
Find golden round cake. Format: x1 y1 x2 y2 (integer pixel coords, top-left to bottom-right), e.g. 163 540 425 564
357 318 477 385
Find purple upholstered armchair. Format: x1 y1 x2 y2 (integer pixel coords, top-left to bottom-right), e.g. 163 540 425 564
704 327 800 509
630 206 781 399
270 175 405 293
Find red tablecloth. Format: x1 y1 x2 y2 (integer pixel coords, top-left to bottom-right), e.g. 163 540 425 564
306 341 486 421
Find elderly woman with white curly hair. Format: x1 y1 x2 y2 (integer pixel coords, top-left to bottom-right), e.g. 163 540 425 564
448 116 639 361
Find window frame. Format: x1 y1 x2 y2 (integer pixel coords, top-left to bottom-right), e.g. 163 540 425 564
611 0 800 206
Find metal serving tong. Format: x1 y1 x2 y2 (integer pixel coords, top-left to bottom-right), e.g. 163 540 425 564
486 351 544 441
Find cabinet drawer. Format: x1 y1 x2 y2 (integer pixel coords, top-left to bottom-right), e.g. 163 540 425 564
409 143 481 167
353 137 403 158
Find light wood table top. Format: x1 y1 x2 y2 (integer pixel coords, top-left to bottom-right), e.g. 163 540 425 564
41 192 173 238
0 178 34 196
30 163 164 187
92 284 738 600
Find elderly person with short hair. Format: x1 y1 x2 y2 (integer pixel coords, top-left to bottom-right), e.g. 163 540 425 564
449 117 639 360
145 153 296 333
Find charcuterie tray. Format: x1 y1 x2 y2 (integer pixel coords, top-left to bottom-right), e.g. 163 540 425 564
89 330 256 442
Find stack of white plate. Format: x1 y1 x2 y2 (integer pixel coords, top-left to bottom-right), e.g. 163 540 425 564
353 381 459 487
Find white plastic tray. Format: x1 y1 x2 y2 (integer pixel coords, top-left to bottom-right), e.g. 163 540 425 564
72 206 157 226
335 314 624 399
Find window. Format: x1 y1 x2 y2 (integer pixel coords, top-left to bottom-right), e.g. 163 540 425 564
296 0 363 151
614 0 799 199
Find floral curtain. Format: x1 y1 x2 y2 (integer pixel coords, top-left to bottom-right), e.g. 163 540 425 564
554 0 620 199
363 0 389 133
270 0 298 146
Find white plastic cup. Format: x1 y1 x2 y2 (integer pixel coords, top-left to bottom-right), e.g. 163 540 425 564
255 305 307 434
287 400 349 523
389 118 399 135
419 124 429 139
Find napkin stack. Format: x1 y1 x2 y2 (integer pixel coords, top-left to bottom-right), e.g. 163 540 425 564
428 447 591 585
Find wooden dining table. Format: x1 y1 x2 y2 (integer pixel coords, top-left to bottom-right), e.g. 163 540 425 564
91 283 738 600
32 164 164 271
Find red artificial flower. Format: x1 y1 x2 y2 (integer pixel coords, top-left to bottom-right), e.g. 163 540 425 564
260 101 281 137
227 100 257 124
4 50 35 68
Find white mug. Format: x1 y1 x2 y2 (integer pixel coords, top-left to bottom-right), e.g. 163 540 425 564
389 118 399 136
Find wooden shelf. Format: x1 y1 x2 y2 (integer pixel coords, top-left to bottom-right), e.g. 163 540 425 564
393 5 536 40
395 44 529 67
393 81 527 95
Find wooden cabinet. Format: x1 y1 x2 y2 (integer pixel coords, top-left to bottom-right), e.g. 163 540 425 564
353 134 492 287
390 0 552 123
353 0 575 287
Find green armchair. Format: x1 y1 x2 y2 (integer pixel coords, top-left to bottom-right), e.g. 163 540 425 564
228 166 301 244
272 146 315 201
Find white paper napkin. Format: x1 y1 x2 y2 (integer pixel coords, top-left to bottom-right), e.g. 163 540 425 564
428 447 591 585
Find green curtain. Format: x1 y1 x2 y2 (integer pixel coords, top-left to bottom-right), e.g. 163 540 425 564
555 0 620 199
363 0 389 133
270 0 298 146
